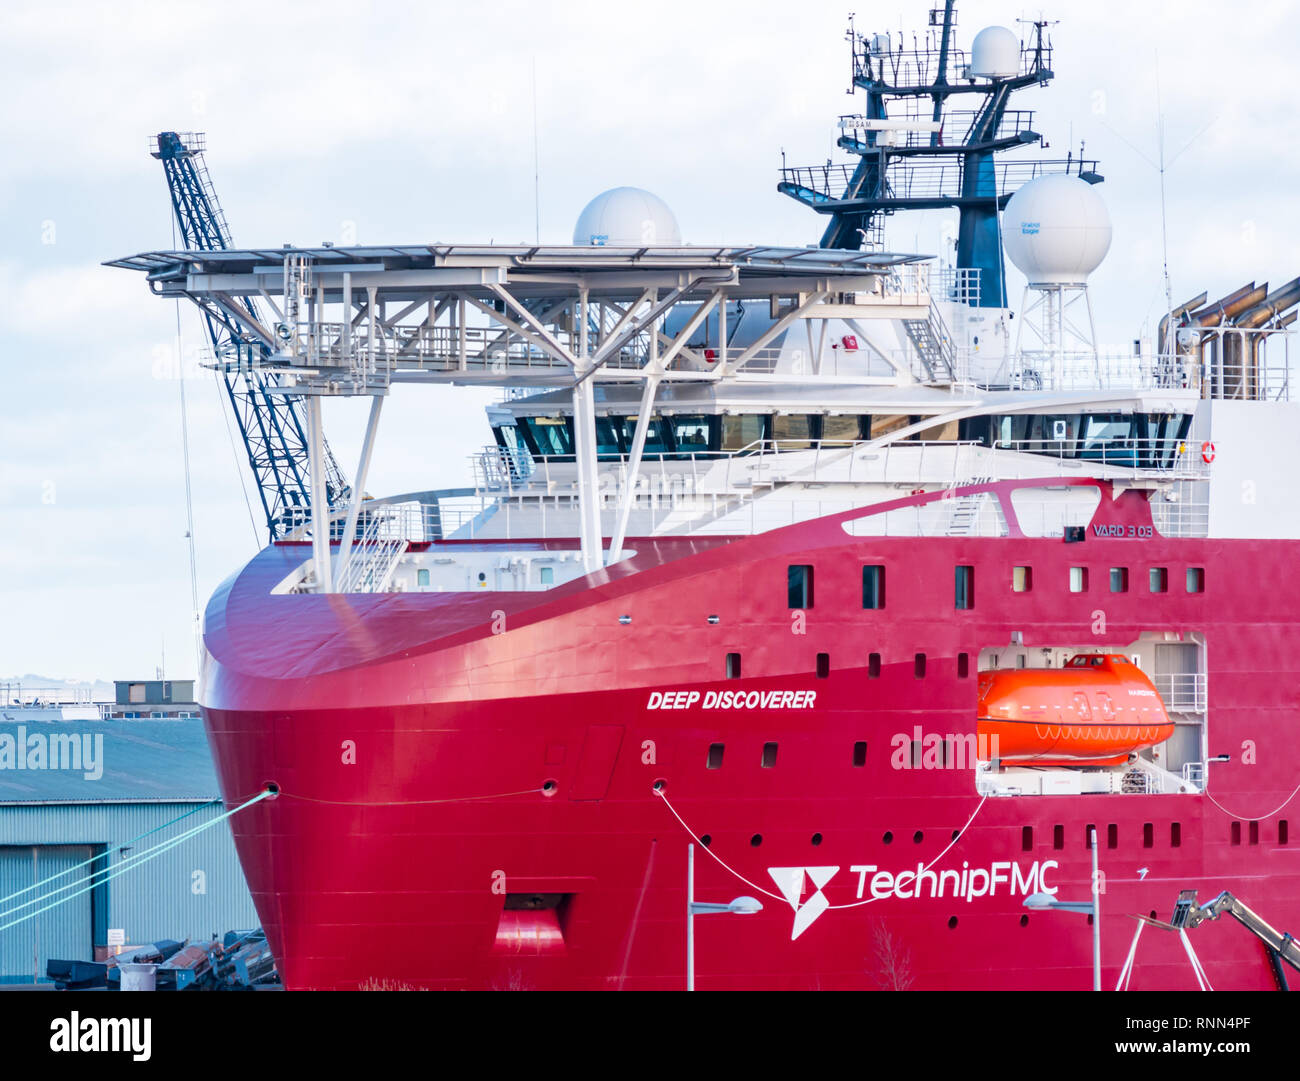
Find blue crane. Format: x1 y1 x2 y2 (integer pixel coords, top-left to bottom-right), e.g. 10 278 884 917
151 131 346 540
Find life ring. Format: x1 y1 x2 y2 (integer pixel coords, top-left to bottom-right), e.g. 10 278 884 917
1200 441 1216 464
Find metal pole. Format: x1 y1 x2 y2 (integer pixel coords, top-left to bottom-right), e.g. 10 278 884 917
307 395 332 592
1091 826 1101 991
336 394 385 581
687 842 695 991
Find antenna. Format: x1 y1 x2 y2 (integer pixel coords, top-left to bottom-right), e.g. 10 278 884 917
532 57 541 245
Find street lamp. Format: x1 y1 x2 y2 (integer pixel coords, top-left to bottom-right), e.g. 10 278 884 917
1023 825 1102 990
687 842 762 990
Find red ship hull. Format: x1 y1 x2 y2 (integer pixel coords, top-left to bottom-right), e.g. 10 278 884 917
201 484 1300 990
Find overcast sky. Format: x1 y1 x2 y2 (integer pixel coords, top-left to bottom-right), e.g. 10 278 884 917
1 0 1296 682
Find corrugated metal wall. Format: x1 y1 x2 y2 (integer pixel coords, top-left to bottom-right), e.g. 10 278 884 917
0 803 258 983
0 846 93 983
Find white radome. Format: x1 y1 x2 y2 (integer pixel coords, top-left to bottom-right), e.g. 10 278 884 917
1002 174 1113 286
969 26 1021 78
573 187 682 247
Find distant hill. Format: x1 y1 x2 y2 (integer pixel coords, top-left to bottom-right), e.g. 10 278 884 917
0 674 117 703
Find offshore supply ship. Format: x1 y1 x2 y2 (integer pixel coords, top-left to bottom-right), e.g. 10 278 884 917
109 5 1300 989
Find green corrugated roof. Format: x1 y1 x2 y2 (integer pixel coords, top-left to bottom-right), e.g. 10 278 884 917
0 718 219 803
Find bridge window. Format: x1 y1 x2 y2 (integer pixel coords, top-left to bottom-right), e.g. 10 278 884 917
772 414 816 449
788 565 814 608
721 414 768 452
616 415 671 458
862 565 886 609
520 416 573 458
955 566 974 609
669 415 714 458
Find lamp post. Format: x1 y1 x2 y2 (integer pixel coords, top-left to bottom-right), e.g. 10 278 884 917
686 843 762 990
1023 825 1102 990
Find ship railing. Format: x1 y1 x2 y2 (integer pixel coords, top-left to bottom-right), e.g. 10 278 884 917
971 336 1293 400
991 439 1213 479
1153 672 1208 714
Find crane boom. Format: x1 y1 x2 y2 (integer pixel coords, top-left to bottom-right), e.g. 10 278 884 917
1172 888 1300 979
151 132 346 540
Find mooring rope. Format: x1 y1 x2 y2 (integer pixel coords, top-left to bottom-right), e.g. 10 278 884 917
1204 780 1300 823
0 797 222 909
0 789 273 933
652 786 987 910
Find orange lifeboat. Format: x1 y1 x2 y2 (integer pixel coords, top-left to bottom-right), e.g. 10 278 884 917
977 653 1175 767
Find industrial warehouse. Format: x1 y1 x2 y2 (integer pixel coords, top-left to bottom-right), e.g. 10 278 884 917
0 682 258 986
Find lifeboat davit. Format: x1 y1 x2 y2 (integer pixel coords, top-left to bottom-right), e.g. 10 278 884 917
977 653 1175 767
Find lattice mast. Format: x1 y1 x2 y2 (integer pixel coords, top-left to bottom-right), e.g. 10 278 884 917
151 132 347 540
778 2 1102 309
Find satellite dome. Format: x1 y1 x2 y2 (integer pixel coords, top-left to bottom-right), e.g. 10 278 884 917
970 26 1021 78
1002 174 1112 286
573 187 682 247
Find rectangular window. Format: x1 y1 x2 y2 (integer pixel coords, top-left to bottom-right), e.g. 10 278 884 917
1281 820 1290 845
1109 567 1129 593
862 565 886 609
788 565 814 609
761 742 778 768
1171 822 1182 847
1013 566 1032 592
539 566 554 585
1149 567 1168 593
416 568 430 587
128 683 146 704
868 653 881 679
853 741 868 767
816 652 830 679
1070 567 1088 593
1053 825 1065 850
957 652 970 679
1231 821 1241 846
1107 823 1118 849
1085 824 1096 849
1249 821 1259 845
1187 567 1205 593
914 653 927 678
726 653 741 680
1143 822 1154 848
1022 826 1033 852
706 743 725 770
954 565 974 610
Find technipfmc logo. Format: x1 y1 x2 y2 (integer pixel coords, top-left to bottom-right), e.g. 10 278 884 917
768 866 840 940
